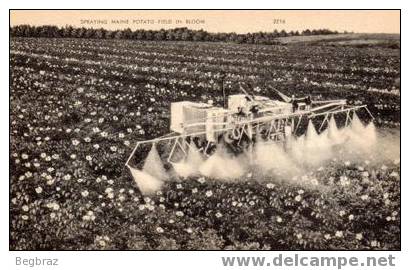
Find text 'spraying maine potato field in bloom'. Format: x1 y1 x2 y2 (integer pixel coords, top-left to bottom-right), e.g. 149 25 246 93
10 37 400 250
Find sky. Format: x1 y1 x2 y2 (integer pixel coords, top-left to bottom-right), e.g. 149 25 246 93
10 10 400 34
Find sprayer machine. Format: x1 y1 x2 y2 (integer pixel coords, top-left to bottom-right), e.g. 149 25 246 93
125 85 374 177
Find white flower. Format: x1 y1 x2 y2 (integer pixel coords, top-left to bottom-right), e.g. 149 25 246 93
138 204 145 211
81 190 89 197
197 177 206 184
70 154 77 159
215 212 223 218
335 231 343 238
84 137 91 143
311 178 319 185
156 227 164 233
63 174 71 181
176 184 182 189
176 211 184 217
370 240 378 247
205 190 213 197
339 210 346 216
110 146 117 152
86 155 92 161
22 215 29 220
93 144 100 149
348 214 354 221
72 139 80 146
35 186 43 194
266 183 275 189
361 194 369 201
355 233 363 240
124 140 130 146
324 234 331 240
22 205 29 212
276 216 282 223
386 216 392 221
295 195 302 202
21 153 29 159
119 133 125 138
296 233 302 239
340 175 350 186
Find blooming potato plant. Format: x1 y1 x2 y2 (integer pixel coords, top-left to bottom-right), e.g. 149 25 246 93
10 38 400 250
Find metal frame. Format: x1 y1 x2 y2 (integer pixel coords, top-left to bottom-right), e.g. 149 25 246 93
125 100 374 169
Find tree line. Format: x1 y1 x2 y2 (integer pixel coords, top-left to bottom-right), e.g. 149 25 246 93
10 25 344 44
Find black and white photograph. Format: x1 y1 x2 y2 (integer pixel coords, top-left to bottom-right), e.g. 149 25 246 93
9 10 400 251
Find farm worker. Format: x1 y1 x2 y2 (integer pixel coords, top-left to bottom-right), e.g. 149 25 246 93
291 95 298 112
237 107 246 117
305 95 312 110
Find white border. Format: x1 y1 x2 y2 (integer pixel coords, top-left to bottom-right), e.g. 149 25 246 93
2 1 407 270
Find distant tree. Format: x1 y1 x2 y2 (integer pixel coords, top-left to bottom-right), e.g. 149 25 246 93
94 28 105 39
76 27 84 38
181 30 192 41
62 26 73 38
145 30 153 40
104 30 114 39
165 30 174 41
123 28 132 39
193 30 206 41
303 29 312 36
154 29 166 40
83 28 94 38
10 24 341 43
279 29 287 37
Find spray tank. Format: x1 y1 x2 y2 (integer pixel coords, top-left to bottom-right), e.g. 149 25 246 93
125 89 375 193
